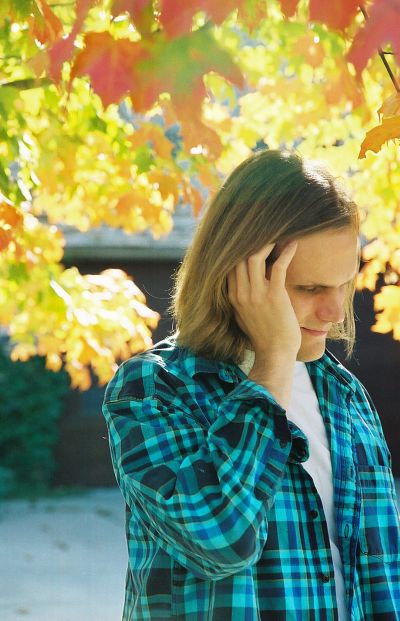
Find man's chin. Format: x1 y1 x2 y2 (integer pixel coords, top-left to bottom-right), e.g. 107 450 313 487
296 342 326 363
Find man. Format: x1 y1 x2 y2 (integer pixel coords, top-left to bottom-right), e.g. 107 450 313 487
103 149 400 620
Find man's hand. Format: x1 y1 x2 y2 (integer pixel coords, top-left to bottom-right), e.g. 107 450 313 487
227 241 300 409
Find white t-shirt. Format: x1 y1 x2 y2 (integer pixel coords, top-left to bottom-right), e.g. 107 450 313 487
239 353 350 621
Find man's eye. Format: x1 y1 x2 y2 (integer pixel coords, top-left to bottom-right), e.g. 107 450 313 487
299 286 320 293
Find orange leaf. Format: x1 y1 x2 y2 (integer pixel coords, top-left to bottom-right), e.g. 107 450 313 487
378 93 400 118
183 183 204 217
278 0 300 18
359 115 400 158
180 118 222 160
347 0 400 74
237 0 269 32
71 32 148 107
129 124 174 160
293 33 325 68
0 228 12 251
309 0 360 31
148 170 180 201
0 203 23 228
324 58 364 109
29 0 63 45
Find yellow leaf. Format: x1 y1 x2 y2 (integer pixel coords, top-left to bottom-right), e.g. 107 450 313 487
359 116 400 158
378 93 400 119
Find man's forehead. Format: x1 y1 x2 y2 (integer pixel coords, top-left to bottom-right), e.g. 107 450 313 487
286 230 360 285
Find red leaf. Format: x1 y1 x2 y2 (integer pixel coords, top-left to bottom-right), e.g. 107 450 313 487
347 0 400 74
159 0 245 38
48 0 95 82
309 0 360 31
70 32 148 107
278 0 300 18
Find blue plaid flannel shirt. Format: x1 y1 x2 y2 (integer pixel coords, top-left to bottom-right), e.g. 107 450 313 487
102 336 400 620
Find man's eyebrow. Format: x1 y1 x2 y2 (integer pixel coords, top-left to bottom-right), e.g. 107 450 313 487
298 276 356 288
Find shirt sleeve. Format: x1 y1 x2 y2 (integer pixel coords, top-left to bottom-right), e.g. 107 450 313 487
102 358 293 581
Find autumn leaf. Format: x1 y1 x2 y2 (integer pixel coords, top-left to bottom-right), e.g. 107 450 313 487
347 0 400 74
128 27 244 123
111 0 154 35
48 0 96 82
359 115 400 158
372 285 400 339
309 0 360 31
129 123 174 160
28 0 63 45
278 0 300 19
237 0 269 32
159 0 246 38
324 57 364 109
293 33 325 68
71 32 147 107
378 93 400 118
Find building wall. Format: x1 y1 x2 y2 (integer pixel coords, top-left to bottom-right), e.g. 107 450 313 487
53 260 400 487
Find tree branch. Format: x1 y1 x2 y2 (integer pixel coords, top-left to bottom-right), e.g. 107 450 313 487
359 4 400 93
0 78 52 90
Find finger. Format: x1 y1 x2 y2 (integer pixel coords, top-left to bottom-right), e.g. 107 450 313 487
269 240 298 291
247 243 275 292
235 260 251 303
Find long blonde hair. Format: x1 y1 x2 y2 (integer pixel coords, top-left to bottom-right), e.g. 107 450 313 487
171 149 360 363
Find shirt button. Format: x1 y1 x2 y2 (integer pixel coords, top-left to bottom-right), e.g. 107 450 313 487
309 510 319 520
279 439 288 448
320 572 331 583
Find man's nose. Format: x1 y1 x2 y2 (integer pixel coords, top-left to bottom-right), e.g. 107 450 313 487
317 291 346 324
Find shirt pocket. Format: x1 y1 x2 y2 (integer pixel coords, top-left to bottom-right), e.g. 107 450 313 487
357 464 400 563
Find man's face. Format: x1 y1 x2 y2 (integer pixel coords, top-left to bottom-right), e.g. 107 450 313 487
284 227 360 362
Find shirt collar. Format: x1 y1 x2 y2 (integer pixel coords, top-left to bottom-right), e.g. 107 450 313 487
165 336 357 392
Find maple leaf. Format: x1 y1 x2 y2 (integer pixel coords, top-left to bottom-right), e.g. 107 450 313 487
378 93 400 118
347 0 400 74
48 0 96 82
309 0 360 31
29 0 63 45
293 33 325 68
129 26 244 122
70 32 147 107
112 0 154 35
159 0 245 38
237 0 269 32
359 115 400 158
278 0 300 19
324 57 364 109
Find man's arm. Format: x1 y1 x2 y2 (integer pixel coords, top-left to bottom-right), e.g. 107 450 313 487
103 359 292 581
228 240 301 409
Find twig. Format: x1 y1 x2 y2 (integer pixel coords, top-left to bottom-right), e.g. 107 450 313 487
359 4 400 93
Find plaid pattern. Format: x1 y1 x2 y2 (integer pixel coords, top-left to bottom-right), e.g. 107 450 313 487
103 337 400 620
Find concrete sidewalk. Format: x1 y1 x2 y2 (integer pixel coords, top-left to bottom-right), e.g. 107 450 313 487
1 482 400 621
0 488 127 621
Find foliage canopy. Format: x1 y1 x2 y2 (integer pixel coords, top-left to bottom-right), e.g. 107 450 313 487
1 0 399 388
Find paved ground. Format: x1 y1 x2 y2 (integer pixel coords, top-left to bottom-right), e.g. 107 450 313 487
1 482 399 621
0 488 127 621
